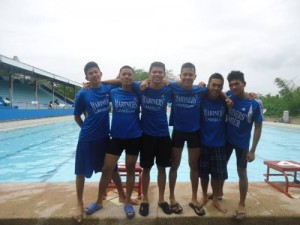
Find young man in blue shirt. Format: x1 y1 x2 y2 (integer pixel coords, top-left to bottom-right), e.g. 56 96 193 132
199 73 228 213
99 62 172 216
134 62 173 216
73 62 126 223
226 71 264 220
168 63 208 215
84 65 142 218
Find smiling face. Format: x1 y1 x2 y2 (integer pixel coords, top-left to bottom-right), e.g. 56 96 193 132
180 67 196 89
149 66 165 85
208 78 223 99
85 67 102 86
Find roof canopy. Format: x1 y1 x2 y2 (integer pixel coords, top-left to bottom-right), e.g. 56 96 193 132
0 55 81 87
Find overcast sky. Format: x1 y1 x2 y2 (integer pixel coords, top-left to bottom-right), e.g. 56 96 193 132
1 0 299 95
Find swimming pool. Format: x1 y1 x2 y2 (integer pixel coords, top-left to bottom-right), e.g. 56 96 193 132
0 120 299 182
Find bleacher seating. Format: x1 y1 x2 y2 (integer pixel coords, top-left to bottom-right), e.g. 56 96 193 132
0 79 70 109
40 84 74 105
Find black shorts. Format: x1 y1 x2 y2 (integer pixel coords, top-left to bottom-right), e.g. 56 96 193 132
172 129 201 148
226 143 248 169
199 146 228 180
107 137 141 156
140 134 172 169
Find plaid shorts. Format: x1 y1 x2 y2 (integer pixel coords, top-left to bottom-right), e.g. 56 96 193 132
199 146 228 180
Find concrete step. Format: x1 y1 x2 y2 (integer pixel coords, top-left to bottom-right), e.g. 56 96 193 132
0 182 299 225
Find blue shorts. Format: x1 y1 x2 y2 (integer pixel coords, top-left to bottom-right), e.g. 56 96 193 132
75 136 109 178
199 146 228 180
226 143 248 169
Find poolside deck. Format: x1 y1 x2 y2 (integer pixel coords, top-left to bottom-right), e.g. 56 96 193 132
0 182 299 225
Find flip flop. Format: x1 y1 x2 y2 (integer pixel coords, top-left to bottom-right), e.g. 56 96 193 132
170 202 183 214
85 203 102 215
158 202 172 214
124 204 135 219
233 210 246 220
139 203 149 217
189 202 206 216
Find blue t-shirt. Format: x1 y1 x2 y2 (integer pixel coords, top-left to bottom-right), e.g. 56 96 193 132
200 94 227 147
74 84 115 141
110 87 142 138
169 82 208 132
226 90 264 150
133 82 171 137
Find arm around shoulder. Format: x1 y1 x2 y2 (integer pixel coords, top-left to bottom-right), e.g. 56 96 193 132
102 79 121 86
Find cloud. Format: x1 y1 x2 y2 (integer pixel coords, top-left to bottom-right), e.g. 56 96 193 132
0 0 299 95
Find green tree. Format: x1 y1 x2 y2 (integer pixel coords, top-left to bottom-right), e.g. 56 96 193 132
261 77 300 117
274 77 294 99
166 69 178 81
132 68 177 81
134 68 149 81
55 84 80 100
260 94 284 117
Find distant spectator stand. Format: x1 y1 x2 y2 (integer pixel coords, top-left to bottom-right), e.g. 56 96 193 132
3 98 11 106
264 160 300 198
48 101 53 109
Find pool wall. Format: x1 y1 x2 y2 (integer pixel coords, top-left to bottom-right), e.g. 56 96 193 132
0 109 73 121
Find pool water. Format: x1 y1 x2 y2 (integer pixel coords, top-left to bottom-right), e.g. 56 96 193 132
0 120 299 182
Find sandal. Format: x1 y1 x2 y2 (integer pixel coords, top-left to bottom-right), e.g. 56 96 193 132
189 202 206 216
85 203 102 215
170 202 183 214
139 203 149 217
158 202 172 214
124 204 135 219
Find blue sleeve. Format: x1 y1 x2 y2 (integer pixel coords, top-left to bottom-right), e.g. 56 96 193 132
200 86 208 93
132 81 142 93
253 99 264 122
73 91 85 115
226 90 232 96
104 83 118 91
169 81 177 89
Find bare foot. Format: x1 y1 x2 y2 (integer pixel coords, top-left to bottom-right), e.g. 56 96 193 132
73 204 83 223
198 197 208 206
212 200 227 213
208 193 223 200
119 197 139 205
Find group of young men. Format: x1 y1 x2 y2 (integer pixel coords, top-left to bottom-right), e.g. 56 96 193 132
73 61 264 223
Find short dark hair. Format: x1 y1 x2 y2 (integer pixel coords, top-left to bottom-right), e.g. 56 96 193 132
84 61 100 75
227 71 245 83
149 62 165 73
208 73 224 84
119 65 134 74
181 62 196 73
